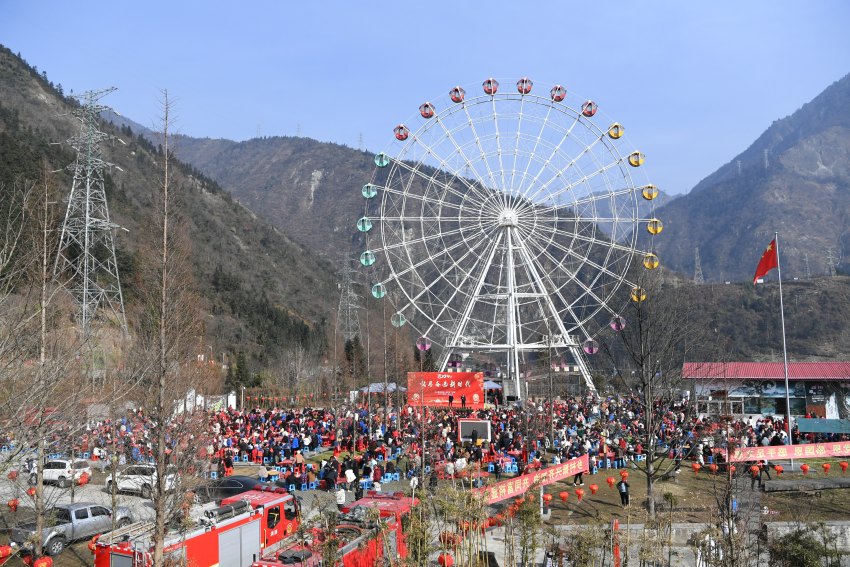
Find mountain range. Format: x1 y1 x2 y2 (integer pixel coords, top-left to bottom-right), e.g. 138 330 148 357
4 43 850 371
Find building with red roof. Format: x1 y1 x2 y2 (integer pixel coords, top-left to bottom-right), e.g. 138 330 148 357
682 362 850 419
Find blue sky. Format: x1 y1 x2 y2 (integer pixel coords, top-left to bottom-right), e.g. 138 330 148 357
3 1 849 194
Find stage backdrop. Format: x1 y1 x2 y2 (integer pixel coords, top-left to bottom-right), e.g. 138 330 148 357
407 372 485 409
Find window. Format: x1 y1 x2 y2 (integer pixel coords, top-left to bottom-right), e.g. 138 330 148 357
53 509 71 524
45 462 62 470
72 461 89 469
267 506 281 529
91 507 110 517
284 501 297 521
74 508 89 520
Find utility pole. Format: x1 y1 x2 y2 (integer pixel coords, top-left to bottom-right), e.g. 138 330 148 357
693 247 704 284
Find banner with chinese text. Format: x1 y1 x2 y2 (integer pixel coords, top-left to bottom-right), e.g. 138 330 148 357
474 454 589 504
407 372 485 409
729 441 850 462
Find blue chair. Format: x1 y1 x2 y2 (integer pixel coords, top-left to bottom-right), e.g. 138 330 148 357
605 459 612 469
289 484 296 492
425 466 431 474
82 452 90 459
707 456 714 464
377 455 384 461
242 455 249 462
488 464 494 472
309 482 318 490
392 473 400 481
0 446 8 453
268 473 280 482
301 483 308 491
383 475 392 483
592 466 599 475
209 471 218 479
263 457 270 464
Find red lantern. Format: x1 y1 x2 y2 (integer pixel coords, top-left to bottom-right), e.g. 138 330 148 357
26 487 36 497
840 461 849 474
575 488 585 502
606 477 616 489
589 484 599 495
708 464 718 474
0 545 12 559
438 553 455 567
558 491 569 502
79 472 90 486
801 464 810 476
822 463 831 475
692 463 701 475
6 471 17 481
542 493 553 503
6 498 18 512
619 470 629 480
749 465 760 476
33 557 53 567
729 465 736 474
774 465 784 475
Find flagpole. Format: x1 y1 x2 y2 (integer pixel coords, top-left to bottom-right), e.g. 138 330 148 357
775 231 793 449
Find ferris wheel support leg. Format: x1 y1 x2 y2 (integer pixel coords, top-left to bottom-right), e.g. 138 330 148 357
569 345 597 394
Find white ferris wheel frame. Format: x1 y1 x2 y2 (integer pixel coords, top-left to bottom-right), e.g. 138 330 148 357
361 79 659 398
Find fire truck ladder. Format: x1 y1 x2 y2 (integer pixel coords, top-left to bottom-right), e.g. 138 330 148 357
101 520 155 544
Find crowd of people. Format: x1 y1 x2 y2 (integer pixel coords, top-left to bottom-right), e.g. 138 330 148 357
39 389 848 500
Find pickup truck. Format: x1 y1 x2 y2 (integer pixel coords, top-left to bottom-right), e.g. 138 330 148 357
10 502 133 556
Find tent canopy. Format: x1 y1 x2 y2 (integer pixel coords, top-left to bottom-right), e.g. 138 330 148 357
359 382 406 393
483 380 503 390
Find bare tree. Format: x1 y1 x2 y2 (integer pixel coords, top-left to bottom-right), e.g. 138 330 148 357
603 272 712 519
127 92 205 565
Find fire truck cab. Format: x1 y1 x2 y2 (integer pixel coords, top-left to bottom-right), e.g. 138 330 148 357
252 491 417 567
94 488 299 567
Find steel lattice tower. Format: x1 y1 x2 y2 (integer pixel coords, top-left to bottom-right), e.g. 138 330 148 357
693 247 705 284
54 88 127 335
337 263 362 342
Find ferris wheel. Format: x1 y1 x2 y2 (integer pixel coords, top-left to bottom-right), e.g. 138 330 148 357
357 78 662 396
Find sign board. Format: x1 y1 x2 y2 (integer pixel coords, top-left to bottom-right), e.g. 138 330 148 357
407 372 485 409
457 419 491 443
474 454 588 504
730 440 850 462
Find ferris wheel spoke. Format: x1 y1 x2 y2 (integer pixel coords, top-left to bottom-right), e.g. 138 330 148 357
458 102 507 209
386 159 486 209
378 184 466 214
378 224 471 254
376 222 496 287
542 224 642 258
524 236 621 322
512 101 554 197
525 230 635 299
519 240 597 340
522 151 620 211
491 96 510 199
519 111 584 202
409 230 504 341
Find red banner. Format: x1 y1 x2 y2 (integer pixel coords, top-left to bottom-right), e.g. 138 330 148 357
730 441 850 462
407 372 485 409
474 454 589 504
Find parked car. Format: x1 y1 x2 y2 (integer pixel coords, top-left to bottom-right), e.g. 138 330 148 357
193 475 267 504
10 502 133 556
29 459 92 488
106 464 178 498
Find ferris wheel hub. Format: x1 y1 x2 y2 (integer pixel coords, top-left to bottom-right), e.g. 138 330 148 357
498 208 520 227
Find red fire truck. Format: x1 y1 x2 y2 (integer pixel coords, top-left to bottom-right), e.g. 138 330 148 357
252 491 418 567
94 488 299 567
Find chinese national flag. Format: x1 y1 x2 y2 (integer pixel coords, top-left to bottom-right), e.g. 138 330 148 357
753 239 778 284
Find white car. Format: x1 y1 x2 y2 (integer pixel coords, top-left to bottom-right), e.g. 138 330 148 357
30 459 92 488
106 464 178 498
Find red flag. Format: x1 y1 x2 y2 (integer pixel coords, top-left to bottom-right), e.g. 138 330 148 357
753 239 778 284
